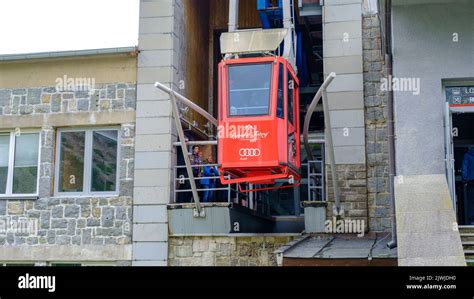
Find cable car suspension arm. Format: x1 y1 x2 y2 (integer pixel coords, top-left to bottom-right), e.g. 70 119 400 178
155 82 218 218
302 72 342 215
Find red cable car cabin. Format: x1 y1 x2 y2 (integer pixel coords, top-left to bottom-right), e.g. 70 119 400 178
218 56 300 185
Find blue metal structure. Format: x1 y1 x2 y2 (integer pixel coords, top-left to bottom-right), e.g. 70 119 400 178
257 0 309 86
257 0 284 29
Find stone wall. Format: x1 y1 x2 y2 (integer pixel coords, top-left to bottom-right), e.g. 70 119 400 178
324 5 393 233
0 196 132 247
362 15 391 232
322 0 369 228
0 83 135 261
0 83 136 116
326 165 368 226
168 236 296 266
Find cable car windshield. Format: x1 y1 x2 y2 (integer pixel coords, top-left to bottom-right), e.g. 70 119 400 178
228 63 272 116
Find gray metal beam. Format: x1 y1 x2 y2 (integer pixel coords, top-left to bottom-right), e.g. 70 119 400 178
155 82 218 127
302 73 340 212
170 91 204 217
229 0 239 32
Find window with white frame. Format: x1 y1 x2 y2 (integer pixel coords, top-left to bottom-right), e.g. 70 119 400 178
0 132 41 197
55 128 120 196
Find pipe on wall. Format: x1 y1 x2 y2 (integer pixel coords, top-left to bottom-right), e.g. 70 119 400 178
384 0 397 249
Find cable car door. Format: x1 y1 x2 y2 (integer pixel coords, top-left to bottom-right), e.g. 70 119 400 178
287 69 298 170
444 102 457 216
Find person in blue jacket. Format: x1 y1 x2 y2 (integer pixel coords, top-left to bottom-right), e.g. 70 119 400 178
462 147 474 182
201 156 218 203
462 147 474 224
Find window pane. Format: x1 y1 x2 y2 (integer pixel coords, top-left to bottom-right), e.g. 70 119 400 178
228 63 272 116
287 71 294 125
277 64 284 119
12 133 39 194
91 130 118 192
0 135 10 194
59 132 85 193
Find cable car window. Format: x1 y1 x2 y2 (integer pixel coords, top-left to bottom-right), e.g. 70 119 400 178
287 71 294 125
228 63 272 116
277 63 284 119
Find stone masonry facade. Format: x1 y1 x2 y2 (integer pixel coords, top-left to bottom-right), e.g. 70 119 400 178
326 165 368 226
324 3 392 233
323 0 369 229
0 84 135 250
168 236 296 266
0 83 136 115
363 15 391 232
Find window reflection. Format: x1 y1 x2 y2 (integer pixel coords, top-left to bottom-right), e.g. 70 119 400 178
12 134 39 194
91 130 118 192
0 135 10 194
228 63 272 116
58 132 85 193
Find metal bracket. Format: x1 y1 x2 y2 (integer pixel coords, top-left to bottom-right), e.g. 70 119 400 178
193 207 206 218
333 204 344 219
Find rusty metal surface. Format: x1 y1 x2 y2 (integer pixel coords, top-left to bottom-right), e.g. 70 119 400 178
281 233 397 261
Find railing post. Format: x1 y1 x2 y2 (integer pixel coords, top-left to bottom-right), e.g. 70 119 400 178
228 180 231 204
321 88 341 216
170 91 204 218
173 164 176 204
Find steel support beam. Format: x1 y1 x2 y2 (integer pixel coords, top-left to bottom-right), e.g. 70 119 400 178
302 72 340 212
229 0 239 32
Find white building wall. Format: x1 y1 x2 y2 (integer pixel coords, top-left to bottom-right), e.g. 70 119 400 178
392 0 474 176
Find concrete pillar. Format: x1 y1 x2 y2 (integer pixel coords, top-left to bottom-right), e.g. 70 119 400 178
133 0 180 266
323 0 366 165
323 0 368 223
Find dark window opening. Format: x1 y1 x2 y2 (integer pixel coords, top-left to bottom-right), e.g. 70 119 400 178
277 63 284 119
287 71 294 125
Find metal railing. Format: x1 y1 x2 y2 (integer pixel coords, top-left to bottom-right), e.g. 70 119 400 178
172 163 272 216
173 163 230 204
172 158 325 217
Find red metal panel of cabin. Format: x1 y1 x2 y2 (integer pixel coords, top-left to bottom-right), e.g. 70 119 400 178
218 57 280 169
217 56 300 183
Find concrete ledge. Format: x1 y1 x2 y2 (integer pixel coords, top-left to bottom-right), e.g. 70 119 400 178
302 201 327 208
395 174 466 266
0 245 132 262
399 256 466 267
325 0 362 5
132 260 167 266
0 111 136 129
304 205 327 233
